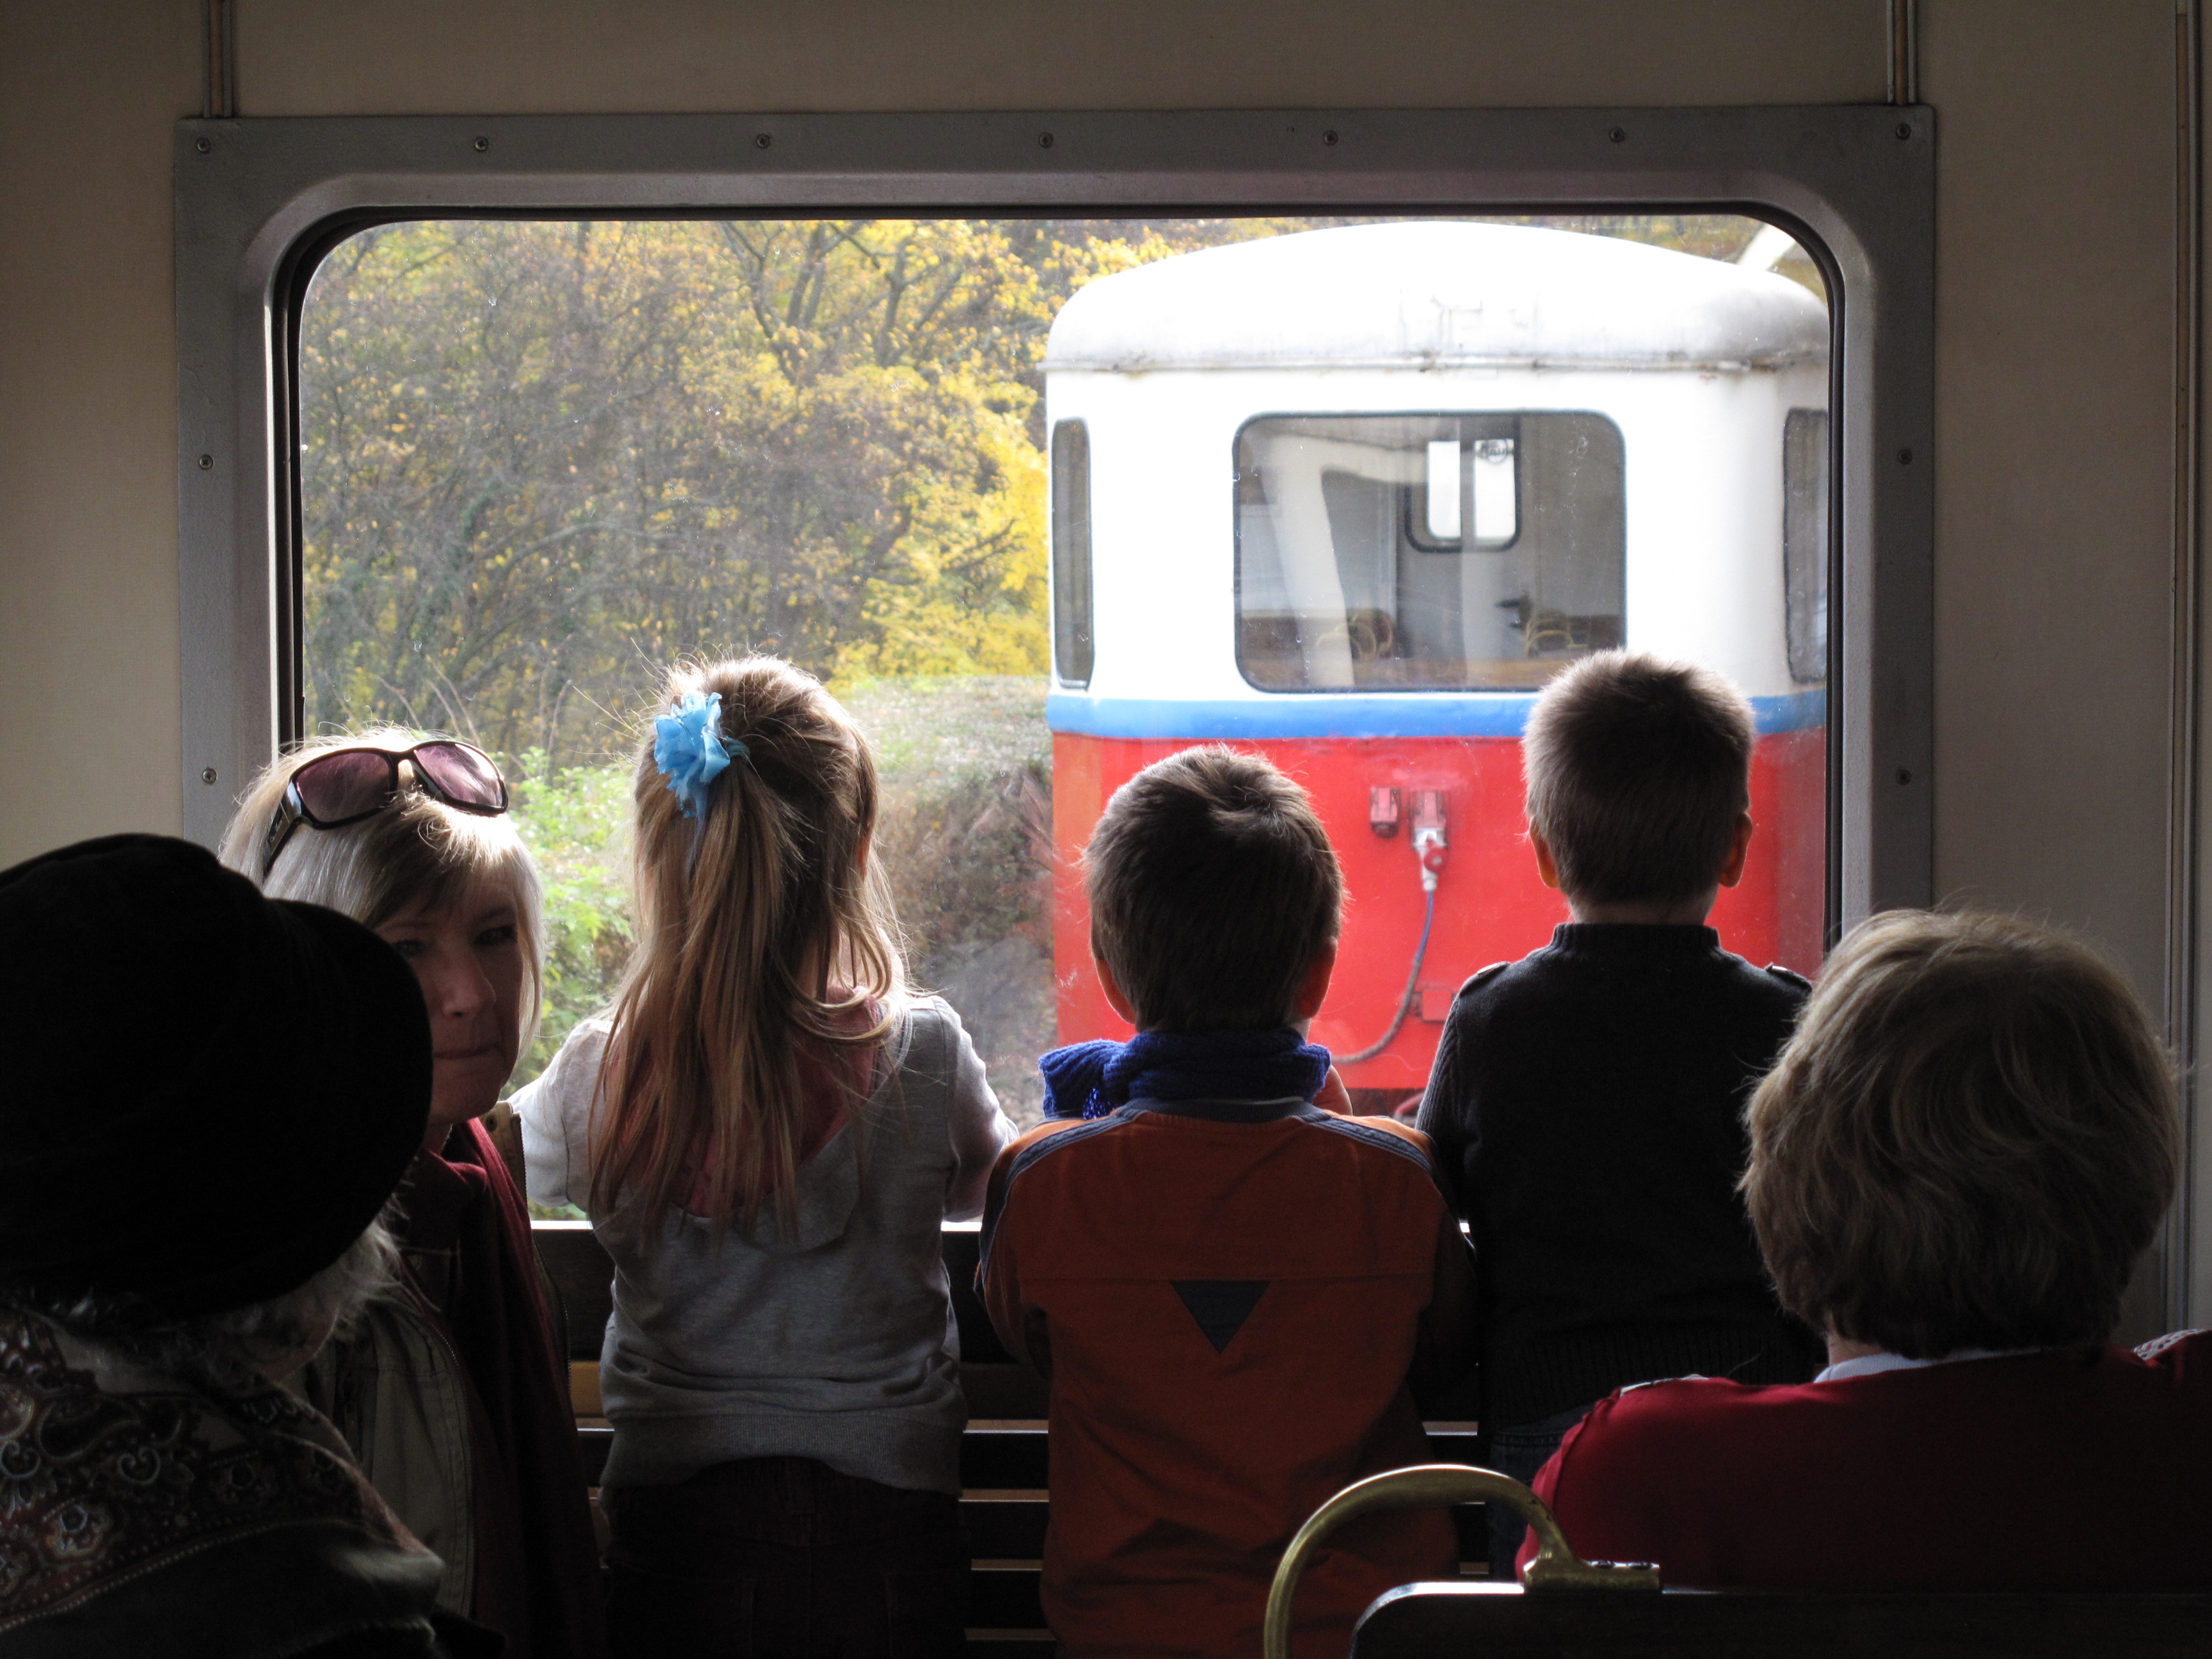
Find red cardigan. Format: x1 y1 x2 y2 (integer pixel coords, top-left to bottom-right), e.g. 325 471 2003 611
1522 1333 2212 1590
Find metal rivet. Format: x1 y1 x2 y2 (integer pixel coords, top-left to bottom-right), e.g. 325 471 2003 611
1323 129 1340 146
202 767 218 785
1897 447 1913 465
754 132 772 150
1896 768 1913 785
1608 125 1628 143
1895 122 1912 140
194 136 211 154
1038 131 1054 149
472 135 490 152
197 454 214 470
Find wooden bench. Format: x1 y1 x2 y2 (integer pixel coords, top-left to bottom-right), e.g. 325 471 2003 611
1268 1464 2212 1659
534 1221 1491 1656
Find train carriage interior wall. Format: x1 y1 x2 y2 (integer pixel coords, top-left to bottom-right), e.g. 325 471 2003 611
7 0 2212 1647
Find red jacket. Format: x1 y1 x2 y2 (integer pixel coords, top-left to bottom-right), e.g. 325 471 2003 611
982 1101 1474 1659
1523 1333 2212 1589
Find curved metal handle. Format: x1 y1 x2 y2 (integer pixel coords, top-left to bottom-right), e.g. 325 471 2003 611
1262 1463 1662 1659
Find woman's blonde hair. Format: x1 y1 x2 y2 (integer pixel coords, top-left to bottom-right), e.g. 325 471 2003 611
590 657 904 1231
1745 908 2178 1358
216 727 547 1046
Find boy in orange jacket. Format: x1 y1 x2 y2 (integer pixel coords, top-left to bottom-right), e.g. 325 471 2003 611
982 745 1474 1659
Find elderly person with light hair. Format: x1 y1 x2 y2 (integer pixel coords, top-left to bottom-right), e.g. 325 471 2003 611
219 731 603 1659
1521 908 2212 1589
0 835 493 1657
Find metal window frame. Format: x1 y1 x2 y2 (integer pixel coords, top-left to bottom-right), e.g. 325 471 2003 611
175 105 1934 926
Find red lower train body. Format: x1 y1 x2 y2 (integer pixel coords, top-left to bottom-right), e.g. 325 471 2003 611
1051 728 1826 1094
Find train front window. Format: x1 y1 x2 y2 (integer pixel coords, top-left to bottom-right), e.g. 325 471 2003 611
1236 412 1626 692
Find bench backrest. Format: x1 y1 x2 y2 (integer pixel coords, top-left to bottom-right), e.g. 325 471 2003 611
1355 1582 2212 1658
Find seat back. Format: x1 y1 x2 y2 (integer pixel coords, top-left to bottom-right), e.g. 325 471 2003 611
1265 1464 1656 1659
1281 1464 2212 1659
1354 1583 2212 1657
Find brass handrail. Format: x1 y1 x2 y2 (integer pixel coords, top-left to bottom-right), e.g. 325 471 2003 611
1262 1463 1662 1659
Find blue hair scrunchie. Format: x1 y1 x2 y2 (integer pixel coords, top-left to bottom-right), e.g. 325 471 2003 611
653 691 744 819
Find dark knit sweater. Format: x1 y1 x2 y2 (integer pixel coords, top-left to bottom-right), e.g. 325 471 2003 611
1416 923 1823 1428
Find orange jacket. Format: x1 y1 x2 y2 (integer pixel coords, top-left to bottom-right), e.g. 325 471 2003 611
981 1100 1475 1659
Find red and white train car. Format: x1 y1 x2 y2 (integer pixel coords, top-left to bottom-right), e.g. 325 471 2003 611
1043 221 1831 1094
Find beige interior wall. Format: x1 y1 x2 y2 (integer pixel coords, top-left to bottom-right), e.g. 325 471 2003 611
0 0 1886 871
0 0 2195 1315
1923 1 2178 989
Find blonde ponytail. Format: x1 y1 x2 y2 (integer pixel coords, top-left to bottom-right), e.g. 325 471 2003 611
589 657 904 1231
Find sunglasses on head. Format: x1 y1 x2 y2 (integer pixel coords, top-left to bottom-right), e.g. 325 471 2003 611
262 741 511 878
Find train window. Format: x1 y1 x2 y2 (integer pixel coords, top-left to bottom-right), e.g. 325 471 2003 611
1052 420 1094 686
294 210 1834 1114
1419 437 1518 548
1784 408 1830 684
1235 412 1624 691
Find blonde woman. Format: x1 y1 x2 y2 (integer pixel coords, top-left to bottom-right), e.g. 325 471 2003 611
512 657 1014 1659
221 731 605 1659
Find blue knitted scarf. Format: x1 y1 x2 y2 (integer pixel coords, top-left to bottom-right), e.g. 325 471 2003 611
1038 1027 1332 1121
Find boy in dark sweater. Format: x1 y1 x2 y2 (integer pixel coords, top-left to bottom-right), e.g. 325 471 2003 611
1416 651 1822 1575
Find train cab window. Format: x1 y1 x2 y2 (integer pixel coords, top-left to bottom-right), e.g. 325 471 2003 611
1235 412 1626 691
1052 420 1094 686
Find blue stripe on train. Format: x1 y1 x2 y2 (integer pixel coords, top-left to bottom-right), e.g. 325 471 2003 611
1046 687 1827 741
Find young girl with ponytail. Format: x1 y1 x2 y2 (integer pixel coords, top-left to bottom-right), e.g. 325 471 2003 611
514 657 1013 1659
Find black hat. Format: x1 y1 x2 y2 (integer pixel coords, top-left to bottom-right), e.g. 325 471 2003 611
0 834 430 1318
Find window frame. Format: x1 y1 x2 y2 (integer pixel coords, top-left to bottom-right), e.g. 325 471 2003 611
175 106 1933 931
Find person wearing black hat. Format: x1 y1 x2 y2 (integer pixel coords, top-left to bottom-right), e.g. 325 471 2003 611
0 833 494 1658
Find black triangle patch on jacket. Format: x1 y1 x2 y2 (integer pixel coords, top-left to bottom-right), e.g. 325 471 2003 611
1171 1279 1269 1354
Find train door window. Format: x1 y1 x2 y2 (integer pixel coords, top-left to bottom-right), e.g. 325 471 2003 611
1052 420 1094 686
1236 412 1625 691
1784 408 1830 684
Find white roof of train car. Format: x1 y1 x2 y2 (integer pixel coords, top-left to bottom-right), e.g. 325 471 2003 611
1044 221 1828 375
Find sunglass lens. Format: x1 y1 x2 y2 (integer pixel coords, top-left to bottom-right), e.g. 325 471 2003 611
415 742 508 812
293 749 398 824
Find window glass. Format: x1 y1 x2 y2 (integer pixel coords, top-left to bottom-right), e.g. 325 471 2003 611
298 212 1830 1124
1236 413 1624 692
1052 420 1094 685
1784 408 1831 684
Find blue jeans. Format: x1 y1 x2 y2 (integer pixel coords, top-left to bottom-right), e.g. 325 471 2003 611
1484 1403 1592 1579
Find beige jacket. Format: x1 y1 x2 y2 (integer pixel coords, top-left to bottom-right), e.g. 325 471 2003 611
296 1267 480 1617
291 1103 559 1619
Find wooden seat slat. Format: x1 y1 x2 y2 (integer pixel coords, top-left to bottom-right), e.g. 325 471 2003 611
961 1425 1050 1489
970 1564 1048 1628
965 1496 1050 1559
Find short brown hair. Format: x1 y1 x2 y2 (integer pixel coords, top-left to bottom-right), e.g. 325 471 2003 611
1085 746 1342 1032
1745 910 2178 1358
1522 651 1755 904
